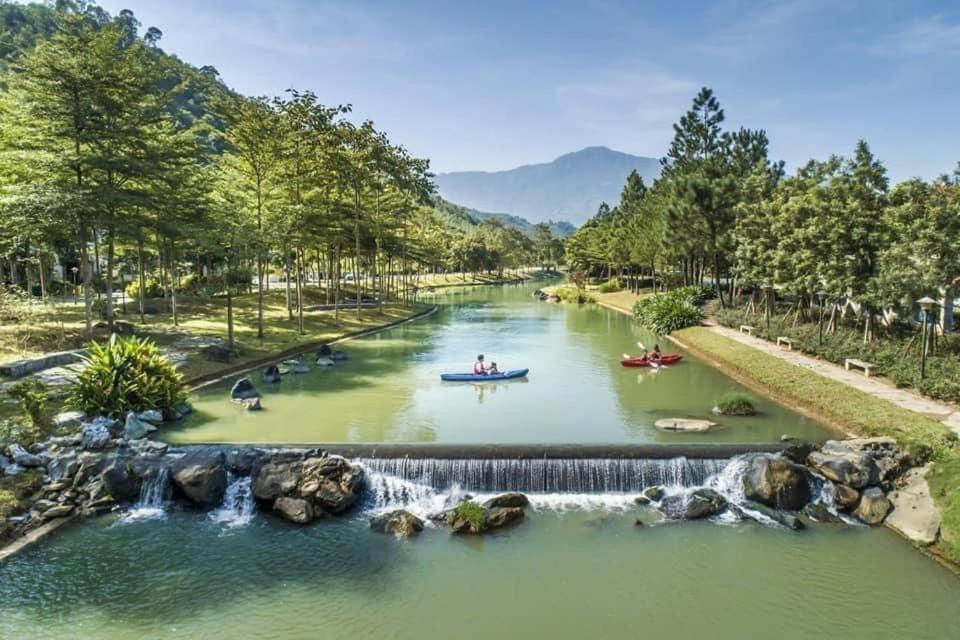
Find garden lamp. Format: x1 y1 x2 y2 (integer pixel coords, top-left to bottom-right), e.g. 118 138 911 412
917 296 937 379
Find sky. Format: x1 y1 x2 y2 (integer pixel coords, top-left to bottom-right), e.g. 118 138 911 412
95 0 960 180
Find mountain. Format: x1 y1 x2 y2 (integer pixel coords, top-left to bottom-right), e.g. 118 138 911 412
431 198 576 238
434 146 661 225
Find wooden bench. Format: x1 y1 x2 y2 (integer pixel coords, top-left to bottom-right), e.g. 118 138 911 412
776 336 794 350
739 325 755 335
845 358 877 377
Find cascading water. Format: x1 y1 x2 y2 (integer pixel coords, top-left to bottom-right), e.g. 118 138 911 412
209 475 256 529
122 466 171 522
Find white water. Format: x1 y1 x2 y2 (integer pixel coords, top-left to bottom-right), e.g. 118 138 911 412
122 467 171 523
209 475 256 529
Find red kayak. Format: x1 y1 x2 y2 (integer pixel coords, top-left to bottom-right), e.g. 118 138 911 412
620 354 683 368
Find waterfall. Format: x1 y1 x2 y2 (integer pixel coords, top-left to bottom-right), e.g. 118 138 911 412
209 475 256 529
358 457 727 517
123 466 171 522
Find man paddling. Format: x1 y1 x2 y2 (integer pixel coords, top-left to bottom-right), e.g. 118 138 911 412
473 354 488 375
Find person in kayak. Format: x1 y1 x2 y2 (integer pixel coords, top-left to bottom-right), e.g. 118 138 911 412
473 354 487 375
488 361 499 374
650 344 663 363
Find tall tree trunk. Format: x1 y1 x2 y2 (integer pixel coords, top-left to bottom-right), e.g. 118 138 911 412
284 248 293 321
137 239 146 324
226 256 234 349
256 176 264 339
354 187 362 320
79 224 93 336
104 227 116 329
296 247 304 334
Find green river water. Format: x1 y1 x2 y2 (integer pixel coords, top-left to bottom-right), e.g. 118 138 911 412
1 281 958 639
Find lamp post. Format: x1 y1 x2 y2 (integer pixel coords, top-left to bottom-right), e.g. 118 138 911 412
918 296 937 380
817 290 828 346
70 266 79 305
120 270 127 314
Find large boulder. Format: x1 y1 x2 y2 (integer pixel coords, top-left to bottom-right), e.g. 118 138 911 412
123 412 157 440
171 450 228 507
742 454 810 510
855 486 892 525
273 497 315 524
251 460 303 502
807 438 906 489
101 461 141 502
251 453 364 522
204 345 235 363
885 465 940 546
8 444 44 468
833 484 860 510
47 453 79 482
370 509 425 538
137 409 165 425
449 504 525 534
53 410 85 431
800 502 843 525
485 506 525 530
483 493 530 509
81 418 116 450
262 365 282 384
230 377 260 400
742 500 805 530
659 489 727 520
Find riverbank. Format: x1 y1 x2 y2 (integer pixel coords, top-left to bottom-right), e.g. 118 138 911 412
539 283 649 311
406 268 537 292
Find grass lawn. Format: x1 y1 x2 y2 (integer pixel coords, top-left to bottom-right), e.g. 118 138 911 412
593 289 649 314
405 269 534 290
675 325 960 563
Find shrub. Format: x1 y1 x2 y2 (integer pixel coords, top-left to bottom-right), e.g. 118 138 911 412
68 334 185 418
125 276 165 300
633 290 704 334
453 500 486 530
597 278 623 293
555 286 595 304
713 392 757 416
7 379 53 434
674 285 715 306
0 285 29 323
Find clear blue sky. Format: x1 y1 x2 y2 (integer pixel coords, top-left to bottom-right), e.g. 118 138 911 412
97 0 960 180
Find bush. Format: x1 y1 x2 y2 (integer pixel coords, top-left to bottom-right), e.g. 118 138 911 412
0 285 29 323
125 276 165 300
674 285 716 306
555 286 595 304
7 379 53 434
633 289 704 334
597 278 623 293
713 392 757 416
452 500 486 530
68 334 185 418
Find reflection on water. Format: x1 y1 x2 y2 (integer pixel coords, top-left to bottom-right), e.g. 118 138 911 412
165 281 834 444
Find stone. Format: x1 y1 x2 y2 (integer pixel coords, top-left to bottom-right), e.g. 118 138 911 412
172 401 193 418
128 439 168 456
370 509 425 538
273 497 315 524
780 434 798 442
742 500 806 530
833 484 860 510
317 344 333 358
230 377 260 400
251 461 304 502
782 442 816 465
101 462 141 502
642 486 665 502
41 505 74 520
262 365 282 384
47 454 79 482
123 412 158 440
330 351 348 361
807 438 906 489
137 409 165 425
800 502 844 524
204 345 235 363
0 456 23 477
885 465 940 545
634 495 651 505
81 418 116 450
8 444 44 468
282 360 310 374
53 410 86 430
241 397 262 411
171 450 228 507
315 356 335 367
654 418 716 433
483 493 529 509
741 454 811 510
855 487 892 525
33 499 58 512
659 489 727 520
484 506 525 530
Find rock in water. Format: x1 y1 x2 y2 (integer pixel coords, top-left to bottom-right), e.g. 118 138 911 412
741 500 806 530
230 377 260 400
41 505 75 520
123 412 158 440
137 409 165 425
807 437 906 489
171 450 228 507
330 351 348 361
855 487 892 525
241 397 262 411
282 359 310 374
273 497 315 524
485 506 525 529
833 484 860 510
251 453 364 523
101 462 142 502
800 502 843 524
642 486 665 502
660 489 727 520
742 454 811 510
654 418 716 433
483 493 530 508
370 510 425 538
315 356 335 367
262 365 282 384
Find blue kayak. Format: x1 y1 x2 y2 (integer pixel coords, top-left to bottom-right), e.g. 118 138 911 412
440 368 529 382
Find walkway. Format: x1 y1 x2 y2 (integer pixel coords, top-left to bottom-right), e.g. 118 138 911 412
706 323 960 435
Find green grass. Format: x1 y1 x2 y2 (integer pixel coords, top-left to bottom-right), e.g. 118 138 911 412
675 325 960 564
0 469 43 540
714 392 757 416
452 500 486 531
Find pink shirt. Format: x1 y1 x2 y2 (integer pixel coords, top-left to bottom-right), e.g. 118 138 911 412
473 361 486 374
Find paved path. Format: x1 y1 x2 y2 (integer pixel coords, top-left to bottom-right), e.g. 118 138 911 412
707 323 960 435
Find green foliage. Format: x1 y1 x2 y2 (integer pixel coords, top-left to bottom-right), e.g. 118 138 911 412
714 392 756 416
0 285 28 323
452 500 486 531
633 289 705 334
68 334 185 418
7 378 52 433
554 285 594 304
597 278 623 293
125 277 165 300
927 453 960 565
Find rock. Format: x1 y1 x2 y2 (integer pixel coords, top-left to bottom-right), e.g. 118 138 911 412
654 418 716 433
300 457 363 514
262 365 282 384
273 497 315 524
742 454 810 510
128 439 168 456
782 442 816 465
33 499 58 512
81 418 115 450
171 450 228 507
172 401 193 418
315 356 335 367
330 351 348 361
660 489 727 520
53 410 86 430
483 493 529 509
742 500 806 530
0 456 23 477
41 504 74 520
251 461 304 502
484 506 525 530
8 444 44 468
47 454 79 482
137 409 164 425
204 345 235 363
780 434 798 442
800 502 844 524
855 487 892 525
886 465 940 545
833 484 860 510
240 397 262 411
101 462 141 502
370 509 425 538
807 438 906 489
282 360 310 374
642 486 665 502
317 344 333 358
230 377 260 400
634 495 651 505
123 412 158 440
225 448 264 475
